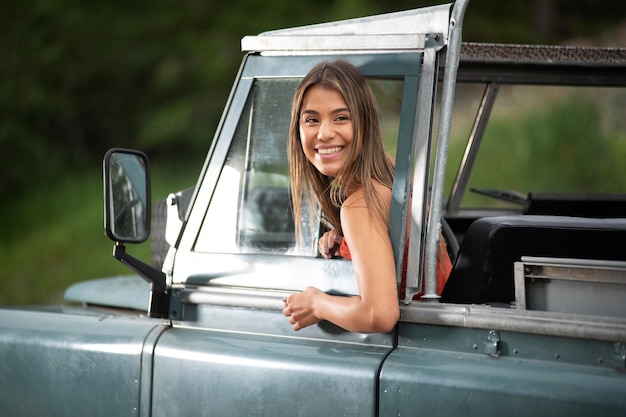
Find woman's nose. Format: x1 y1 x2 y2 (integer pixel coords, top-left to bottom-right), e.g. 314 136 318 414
317 121 333 141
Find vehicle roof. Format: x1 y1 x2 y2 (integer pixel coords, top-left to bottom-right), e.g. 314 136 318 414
241 3 453 53
458 42 626 86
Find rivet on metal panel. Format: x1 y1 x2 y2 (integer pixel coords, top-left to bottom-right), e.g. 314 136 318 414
484 330 501 357
612 342 626 368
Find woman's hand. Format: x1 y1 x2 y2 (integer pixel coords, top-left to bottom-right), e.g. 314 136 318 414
282 287 324 331
318 229 343 259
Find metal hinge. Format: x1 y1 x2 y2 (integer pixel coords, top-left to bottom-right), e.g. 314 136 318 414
484 330 502 357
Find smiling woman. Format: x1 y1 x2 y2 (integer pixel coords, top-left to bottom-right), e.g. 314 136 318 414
289 60 395 241
285 60 399 333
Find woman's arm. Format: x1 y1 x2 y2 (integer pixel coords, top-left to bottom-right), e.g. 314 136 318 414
283 185 399 333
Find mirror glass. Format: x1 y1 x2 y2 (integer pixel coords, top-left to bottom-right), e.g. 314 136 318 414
104 149 150 243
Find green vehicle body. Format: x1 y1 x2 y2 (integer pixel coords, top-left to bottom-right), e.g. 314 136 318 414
2 1 626 416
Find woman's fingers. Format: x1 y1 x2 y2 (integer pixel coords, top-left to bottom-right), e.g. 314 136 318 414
319 231 332 257
319 230 343 258
283 287 323 331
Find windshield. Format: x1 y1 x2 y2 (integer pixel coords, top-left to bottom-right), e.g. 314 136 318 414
445 83 626 211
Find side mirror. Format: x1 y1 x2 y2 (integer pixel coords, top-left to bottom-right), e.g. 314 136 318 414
103 148 168 318
103 148 151 243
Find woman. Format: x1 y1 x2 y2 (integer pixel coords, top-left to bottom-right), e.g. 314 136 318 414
283 60 450 333
283 60 398 333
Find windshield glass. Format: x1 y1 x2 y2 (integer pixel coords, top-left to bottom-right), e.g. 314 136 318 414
446 83 626 211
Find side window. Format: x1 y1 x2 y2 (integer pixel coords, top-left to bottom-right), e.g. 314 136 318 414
370 79 403 159
196 78 316 256
195 77 403 256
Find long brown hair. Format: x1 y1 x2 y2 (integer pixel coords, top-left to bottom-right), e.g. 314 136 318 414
289 60 395 241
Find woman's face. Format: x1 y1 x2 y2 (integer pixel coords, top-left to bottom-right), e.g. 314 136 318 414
299 84 354 177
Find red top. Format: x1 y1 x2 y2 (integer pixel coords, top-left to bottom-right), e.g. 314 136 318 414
338 238 452 299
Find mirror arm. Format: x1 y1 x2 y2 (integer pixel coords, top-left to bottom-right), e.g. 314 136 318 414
113 243 166 289
112 243 169 318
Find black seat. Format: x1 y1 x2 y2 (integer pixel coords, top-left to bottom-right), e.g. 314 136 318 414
440 215 626 305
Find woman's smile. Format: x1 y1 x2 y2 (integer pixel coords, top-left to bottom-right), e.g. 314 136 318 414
317 146 345 156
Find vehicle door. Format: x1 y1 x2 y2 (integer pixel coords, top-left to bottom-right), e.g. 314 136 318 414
0 308 165 417
149 52 426 417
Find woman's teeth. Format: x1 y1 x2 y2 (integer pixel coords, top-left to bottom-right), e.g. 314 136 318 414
318 146 343 155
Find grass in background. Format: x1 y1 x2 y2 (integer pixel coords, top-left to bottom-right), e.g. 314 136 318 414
445 87 626 208
0 155 203 306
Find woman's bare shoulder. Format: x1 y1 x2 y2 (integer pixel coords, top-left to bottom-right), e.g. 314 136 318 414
343 180 391 207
